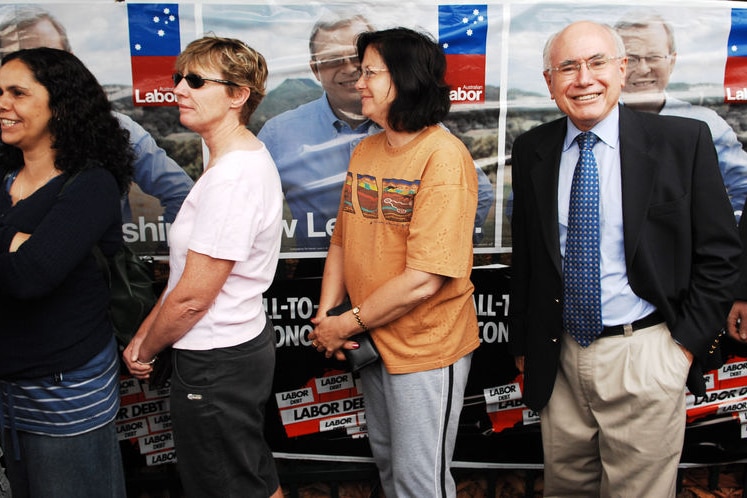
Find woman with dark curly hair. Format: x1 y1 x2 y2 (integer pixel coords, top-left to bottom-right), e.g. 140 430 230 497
0 47 133 497
309 27 479 497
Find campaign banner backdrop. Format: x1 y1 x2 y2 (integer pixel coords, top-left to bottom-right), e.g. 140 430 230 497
264 266 520 463
4 0 743 260
2 0 747 467
117 376 177 467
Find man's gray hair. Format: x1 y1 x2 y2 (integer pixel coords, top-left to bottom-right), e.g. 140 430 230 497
614 13 677 54
0 5 72 58
308 12 374 58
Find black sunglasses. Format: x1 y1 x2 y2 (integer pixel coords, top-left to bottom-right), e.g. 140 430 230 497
172 72 239 89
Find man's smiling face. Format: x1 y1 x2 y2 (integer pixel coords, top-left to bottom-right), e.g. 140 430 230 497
544 21 627 132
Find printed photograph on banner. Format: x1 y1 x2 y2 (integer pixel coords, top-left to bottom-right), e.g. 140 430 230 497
0 3 199 262
200 3 503 256
504 2 745 250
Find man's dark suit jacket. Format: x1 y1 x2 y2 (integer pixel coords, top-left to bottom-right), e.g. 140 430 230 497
508 104 741 412
735 200 747 300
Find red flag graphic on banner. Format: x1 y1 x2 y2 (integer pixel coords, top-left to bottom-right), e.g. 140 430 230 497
438 5 488 104
127 4 180 107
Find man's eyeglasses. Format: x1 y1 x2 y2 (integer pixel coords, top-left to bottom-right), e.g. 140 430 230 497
313 55 360 69
172 72 239 89
547 56 622 78
361 67 388 80
626 54 670 69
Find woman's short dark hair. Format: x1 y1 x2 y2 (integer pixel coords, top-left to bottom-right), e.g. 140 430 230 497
356 27 450 132
0 48 134 194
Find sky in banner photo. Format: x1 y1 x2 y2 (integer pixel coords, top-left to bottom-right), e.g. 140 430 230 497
0 1 733 98
0 2 198 88
14 2 133 85
198 3 502 94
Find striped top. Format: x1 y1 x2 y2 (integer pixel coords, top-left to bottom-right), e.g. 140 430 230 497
0 338 120 437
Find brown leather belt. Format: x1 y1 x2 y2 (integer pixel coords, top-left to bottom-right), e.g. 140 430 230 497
599 311 664 338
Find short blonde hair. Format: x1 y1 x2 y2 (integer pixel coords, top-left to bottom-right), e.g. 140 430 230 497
176 35 268 124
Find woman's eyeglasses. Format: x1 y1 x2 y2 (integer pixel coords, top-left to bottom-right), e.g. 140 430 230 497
172 73 239 89
361 67 388 80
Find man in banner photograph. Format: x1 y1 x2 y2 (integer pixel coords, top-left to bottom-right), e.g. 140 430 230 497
202 5 498 255
257 13 380 254
259 9 495 255
615 12 747 220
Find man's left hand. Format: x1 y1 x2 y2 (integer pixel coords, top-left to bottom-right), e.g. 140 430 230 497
678 344 694 366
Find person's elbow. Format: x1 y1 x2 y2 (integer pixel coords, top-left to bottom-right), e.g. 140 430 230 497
406 269 447 304
169 291 215 321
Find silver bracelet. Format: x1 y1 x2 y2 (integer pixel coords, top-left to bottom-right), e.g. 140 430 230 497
135 355 157 366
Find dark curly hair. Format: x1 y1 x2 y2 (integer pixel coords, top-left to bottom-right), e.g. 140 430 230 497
356 27 450 132
0 47 134 194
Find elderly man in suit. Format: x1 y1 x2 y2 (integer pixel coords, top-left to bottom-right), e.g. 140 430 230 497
509 20 740 497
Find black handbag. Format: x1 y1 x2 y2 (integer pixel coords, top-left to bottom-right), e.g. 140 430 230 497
92 244 157 350
148 347 173 389
327 299 380 372
92 238 170 388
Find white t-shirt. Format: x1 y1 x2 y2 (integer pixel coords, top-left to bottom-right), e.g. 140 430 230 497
166 147 282 350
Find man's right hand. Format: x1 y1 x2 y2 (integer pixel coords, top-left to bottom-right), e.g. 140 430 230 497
727 300 747 343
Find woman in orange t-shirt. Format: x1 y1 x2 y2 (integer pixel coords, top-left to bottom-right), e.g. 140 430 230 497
310 27 479 498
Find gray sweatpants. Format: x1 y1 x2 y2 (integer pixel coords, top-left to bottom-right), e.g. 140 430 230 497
358 354 472 498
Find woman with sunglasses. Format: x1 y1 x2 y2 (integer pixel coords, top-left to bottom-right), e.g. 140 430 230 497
0 47 133 497
123 36 283 498
309 27 480 497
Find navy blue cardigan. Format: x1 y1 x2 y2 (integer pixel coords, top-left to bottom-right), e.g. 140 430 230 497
0 168 122 380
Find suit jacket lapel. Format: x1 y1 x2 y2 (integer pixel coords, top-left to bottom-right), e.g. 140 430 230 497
619 105 657 268
530 120 566 275
526 107 657 277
